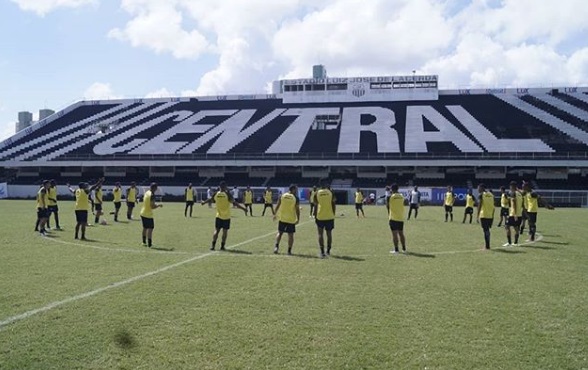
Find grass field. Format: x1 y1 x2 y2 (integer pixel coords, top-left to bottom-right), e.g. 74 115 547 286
0 199 587 369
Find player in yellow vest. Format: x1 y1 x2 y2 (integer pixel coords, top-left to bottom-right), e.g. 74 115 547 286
443 185 456 222
504 181 523 246
312 179 336 258
462 189 476 224
35 180 51 236
94 185 104 225
184 183 195 217
309 186 318 218
201 181 247 251
262 187 275 216
141 183 163 248
476 184 495 250
273 184 300 255
355 188 365 218
112 182 122 222
497 186 509 227
243 186 254 216
126 182 137 220
45 179 62 230
67 178 104 240
387 184 406 254
522 183 554 242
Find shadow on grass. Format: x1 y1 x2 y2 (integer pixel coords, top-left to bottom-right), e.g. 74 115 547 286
115 221 130 224
150 246 176 252
288 253 319 259
224 249 253 255
406 251 436 258
522 244 556 250
114 329 137 350
538 240 568 246
540 234 561 238
493 249 526 254
329 255 365 262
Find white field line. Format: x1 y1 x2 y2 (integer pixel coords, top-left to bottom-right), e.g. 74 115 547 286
430 232 543 255
0 229 278 330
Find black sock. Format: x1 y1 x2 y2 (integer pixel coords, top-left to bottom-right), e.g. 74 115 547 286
55 214 60 228
148 239 152 247
221 242 226 250
514 235 519 244
484 230 490 248
142 236 146 244
507 235 512 244
95 216 99 224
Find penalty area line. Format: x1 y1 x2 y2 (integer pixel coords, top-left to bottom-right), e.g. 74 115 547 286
0 228 282 331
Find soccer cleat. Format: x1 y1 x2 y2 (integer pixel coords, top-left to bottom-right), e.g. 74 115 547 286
287 249 292 256
502 243 511 247
220 246 226 251
273 247 279 254
390 250 399 254
512 243 519 247
209 246 215 251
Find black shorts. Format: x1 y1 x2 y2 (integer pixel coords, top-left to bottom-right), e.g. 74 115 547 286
409 203 419 210
500 207 509 217
506 216 522 227
95 204 103 212
75 210 88 224
355 203 363 210
215 217 231 230
244 203 252 207
527 212 537 224
521 210 528 220
465 207 474 215
264 203 273 208
278 221 296 234
37 208 48 219
389 220 404 231
141 216 154 229
480 218 493 230
185 201 194 206
127 202 135 209
444 205 453 213
48 205 58 213
114 202 122 210
315 219 334 231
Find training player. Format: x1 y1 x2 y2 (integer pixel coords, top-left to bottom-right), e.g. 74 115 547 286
35 180 50 236
206 187 213 208
309 186 317 217
443 185 456 222
355 188 365 218
313 179 336 258
522 183 554 242
94 183 104 225
262 186 275 216
232 186 240 207
112 182 122 222
462 189 476 224
504 181 523 247
185 183 195 217
476 184 495 250
243 186 254 216
387 184 407 254
407 186 421 220
46 179 62 230
201 181 247 251
68 178 104 240
497 186 509 227
273 184 300 255
126 182 137 220
141 182 163 248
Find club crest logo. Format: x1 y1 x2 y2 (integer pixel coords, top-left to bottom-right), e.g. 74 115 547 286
351 83 366 98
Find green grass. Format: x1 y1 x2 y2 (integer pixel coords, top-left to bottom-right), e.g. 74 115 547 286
0 199 587 369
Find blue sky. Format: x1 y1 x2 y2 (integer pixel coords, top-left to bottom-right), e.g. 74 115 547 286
1 0 588 140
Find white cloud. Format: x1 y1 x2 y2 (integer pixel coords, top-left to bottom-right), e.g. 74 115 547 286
109 0 588 94
0 122 16 141
10 0 97 16
144 88 174 98
83 82 123 100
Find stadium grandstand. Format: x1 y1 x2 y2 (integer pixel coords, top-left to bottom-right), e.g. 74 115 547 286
1 68 588 206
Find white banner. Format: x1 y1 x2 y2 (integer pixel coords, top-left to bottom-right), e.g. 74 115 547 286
0 183 7 199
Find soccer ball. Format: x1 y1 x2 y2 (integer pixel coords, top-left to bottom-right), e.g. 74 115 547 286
100 220 108 225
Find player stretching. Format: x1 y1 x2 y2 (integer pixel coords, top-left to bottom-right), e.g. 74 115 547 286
35 180 50 236
112 182 122 222
201 181 247 251
126 182 137 220
94 184 104 225
273 184 300 255
309 186 317 217
68 178 104 240
504 181 523 247
522 183 554 242
443 185 456 222
141 183 163 248
462 189 476 224
313 179 336 258
355 188 365 218
497 186 509 227
184 183 195 217
387 184 406 254
477 184 495 250
407 186 421 220
262 186 275 216
46 179 62 230
243 186 254 216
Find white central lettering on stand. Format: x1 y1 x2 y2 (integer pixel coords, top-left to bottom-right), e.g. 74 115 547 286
266 108 339 153
405 106 483 153
338 107 399 153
